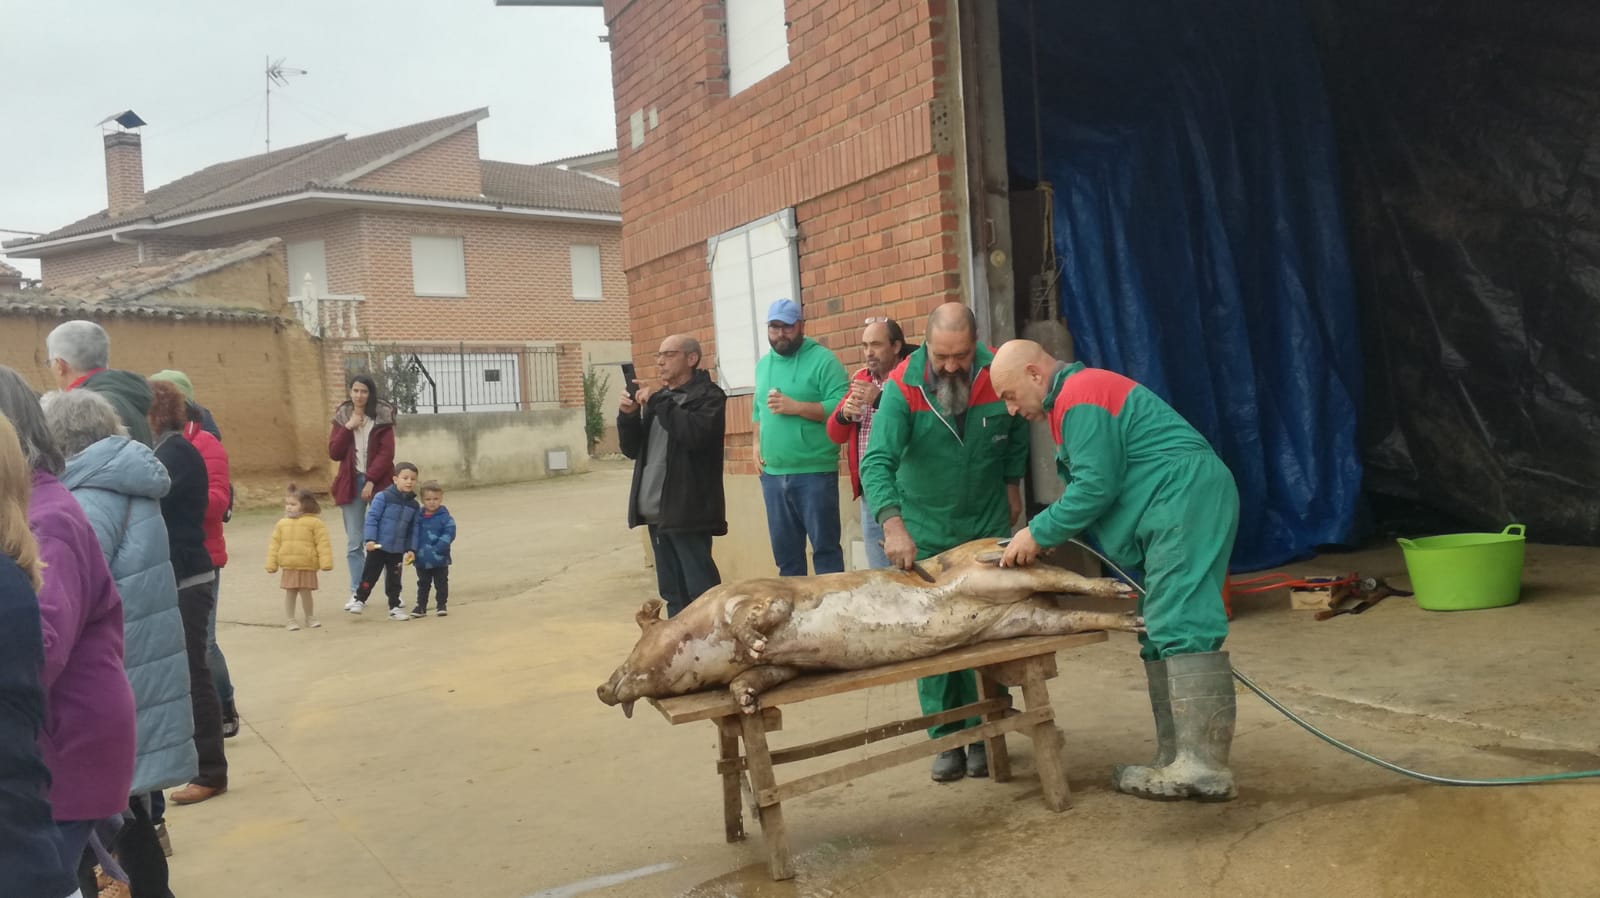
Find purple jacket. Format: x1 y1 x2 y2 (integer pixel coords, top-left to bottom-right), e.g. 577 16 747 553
29 470 136 822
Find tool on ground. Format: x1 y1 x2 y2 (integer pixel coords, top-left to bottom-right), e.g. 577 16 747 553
1314 577 1413 621
1067 538 1600 787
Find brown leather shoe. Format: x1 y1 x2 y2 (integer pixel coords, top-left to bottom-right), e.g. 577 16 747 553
170 783 227 805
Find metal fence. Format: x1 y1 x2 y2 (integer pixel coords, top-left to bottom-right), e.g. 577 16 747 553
350 345 562 414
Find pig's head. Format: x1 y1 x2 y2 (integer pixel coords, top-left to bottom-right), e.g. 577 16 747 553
596 598 678 718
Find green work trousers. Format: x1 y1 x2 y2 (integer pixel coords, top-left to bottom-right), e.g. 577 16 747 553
1132 452 1238 662
919 669 980 738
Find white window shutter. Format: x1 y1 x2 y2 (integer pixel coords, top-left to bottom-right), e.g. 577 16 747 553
710 232 757 392
570 245 603 300
411 236 466 297
709 209 800 394
287 240 328 296
727 0 790 95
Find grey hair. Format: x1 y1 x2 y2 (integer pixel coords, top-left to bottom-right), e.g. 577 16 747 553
0 366 65 475
40 389 127 459
45 320 111 373
679 335 703 367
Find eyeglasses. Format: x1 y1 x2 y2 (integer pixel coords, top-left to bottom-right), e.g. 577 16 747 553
655 350 684 358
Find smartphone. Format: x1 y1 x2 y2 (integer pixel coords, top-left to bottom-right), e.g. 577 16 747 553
621 362 639 398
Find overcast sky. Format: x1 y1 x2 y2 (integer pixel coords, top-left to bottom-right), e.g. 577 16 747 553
0 0 616 281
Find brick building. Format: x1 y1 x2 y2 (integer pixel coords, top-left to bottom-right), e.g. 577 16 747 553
508 0 1017 578
4 111 632 415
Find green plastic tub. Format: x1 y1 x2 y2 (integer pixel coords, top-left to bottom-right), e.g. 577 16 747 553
1397 524 1526 612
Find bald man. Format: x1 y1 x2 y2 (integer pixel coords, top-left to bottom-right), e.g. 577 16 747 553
990 339 1241 802
619 334 728 617
859 302 1030 782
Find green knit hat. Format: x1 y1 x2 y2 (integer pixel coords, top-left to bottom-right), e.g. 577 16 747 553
149 369 195 402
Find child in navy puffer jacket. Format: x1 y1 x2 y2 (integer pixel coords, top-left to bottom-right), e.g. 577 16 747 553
409 480 457 618
347 463 421 621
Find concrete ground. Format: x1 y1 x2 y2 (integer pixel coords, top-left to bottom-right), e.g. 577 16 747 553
165 461 1600 898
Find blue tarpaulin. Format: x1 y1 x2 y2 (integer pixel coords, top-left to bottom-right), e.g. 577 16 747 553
998 0 1364 571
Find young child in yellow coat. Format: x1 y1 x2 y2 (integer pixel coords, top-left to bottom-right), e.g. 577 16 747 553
266 484 335 630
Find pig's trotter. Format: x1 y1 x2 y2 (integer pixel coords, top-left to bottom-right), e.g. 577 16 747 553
729 666 803 715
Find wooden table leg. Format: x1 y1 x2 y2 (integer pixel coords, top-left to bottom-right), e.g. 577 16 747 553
1020 659 1072 812
716 718 746 843
977 671 1013 782
739 711 794 880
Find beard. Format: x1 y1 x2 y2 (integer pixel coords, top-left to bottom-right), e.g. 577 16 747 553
934 370 970 417
770 336 801 356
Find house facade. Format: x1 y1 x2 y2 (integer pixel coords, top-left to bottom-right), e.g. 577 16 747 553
5 111 633 416
581 0 1012 579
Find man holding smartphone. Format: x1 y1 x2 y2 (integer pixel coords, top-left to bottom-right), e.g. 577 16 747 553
618 335 728 616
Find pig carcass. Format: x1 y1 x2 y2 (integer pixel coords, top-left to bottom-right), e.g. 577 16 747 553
597 538 1140 717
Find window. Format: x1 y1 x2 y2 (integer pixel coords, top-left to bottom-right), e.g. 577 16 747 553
727 0 790 95
287 239 328 297
708 208 800 393
410 236 466 297
570 245 603 301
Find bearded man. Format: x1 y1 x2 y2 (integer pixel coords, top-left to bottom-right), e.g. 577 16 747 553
858 301 1030 782
752 299 852 576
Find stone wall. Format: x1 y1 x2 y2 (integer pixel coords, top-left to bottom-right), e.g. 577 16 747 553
394 409 591 489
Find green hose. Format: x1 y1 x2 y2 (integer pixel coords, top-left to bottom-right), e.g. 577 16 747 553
1066 539 1600 786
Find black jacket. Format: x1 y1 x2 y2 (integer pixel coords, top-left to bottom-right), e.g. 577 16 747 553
619 370 728 535
154 429 215 579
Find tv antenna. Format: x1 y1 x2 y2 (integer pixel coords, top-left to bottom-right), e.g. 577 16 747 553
265 56 308 152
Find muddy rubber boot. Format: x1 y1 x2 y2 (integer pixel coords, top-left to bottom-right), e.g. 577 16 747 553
966 741 989 778
1112 660 1174 785
931 747 967 782
1113 651 1237 802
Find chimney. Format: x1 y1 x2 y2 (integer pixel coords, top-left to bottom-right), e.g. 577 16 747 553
104 131 145 217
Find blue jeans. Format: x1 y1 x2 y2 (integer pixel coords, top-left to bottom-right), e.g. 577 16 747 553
759 472 844 576
860 502 891 570
207 570 234 704
339 474 369 594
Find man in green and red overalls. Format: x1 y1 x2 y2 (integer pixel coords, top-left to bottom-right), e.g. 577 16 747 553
860 303 1030 783
990 338 1241 802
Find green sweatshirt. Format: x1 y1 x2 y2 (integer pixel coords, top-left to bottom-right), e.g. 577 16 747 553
752 338 850 474
859 343 1029 559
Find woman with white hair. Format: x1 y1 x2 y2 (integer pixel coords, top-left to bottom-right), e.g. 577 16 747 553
43 388 195 894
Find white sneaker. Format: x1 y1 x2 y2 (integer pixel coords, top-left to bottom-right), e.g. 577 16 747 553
308 618 321 628
286 619 300 631
343 597 359 612
347 601 366 615
388 607 410 621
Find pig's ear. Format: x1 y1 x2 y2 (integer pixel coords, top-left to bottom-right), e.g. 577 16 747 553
636 598 665 631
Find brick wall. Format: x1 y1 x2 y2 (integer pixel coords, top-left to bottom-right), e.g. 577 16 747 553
350 127 484 198
609 0 961 474
349 210 629 344
39 241 140 284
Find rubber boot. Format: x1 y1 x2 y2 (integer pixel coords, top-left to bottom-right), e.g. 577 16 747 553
1113 660 1174 783
1113 651 1237 802
966 741 989 778
931 747 966 782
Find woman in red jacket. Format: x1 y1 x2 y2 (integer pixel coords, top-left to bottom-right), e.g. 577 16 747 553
328 375 396 601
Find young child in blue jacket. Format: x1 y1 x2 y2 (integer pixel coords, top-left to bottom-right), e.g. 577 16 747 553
347 462 421 621
410 481 457 618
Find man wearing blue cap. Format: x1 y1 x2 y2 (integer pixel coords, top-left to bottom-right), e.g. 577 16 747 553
752 298 851 575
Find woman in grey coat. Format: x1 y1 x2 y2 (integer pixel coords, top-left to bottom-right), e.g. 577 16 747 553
43 389 195 897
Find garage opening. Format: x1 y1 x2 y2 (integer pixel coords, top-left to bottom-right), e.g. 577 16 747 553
984 0 1600 569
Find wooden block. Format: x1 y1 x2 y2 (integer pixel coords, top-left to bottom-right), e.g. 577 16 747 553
1018 659 1072 812
739 711 793 880
716 718 745 843
978 672 1013 782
